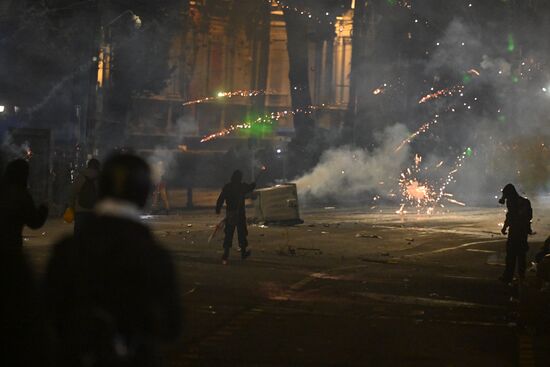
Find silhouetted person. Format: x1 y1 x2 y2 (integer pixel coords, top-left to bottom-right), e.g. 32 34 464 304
498 183 532 283
70 158 100 236
0 159 48 366
216 170 255 264
0 159 48 249
44 154 181 367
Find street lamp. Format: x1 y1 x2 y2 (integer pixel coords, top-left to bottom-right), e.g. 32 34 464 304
90 9 142 156
106 10 142 29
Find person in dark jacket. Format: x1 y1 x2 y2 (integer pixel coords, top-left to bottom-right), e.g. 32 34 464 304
0 159 48 249
0 158 48 366
216 170 255 264
498 183 532 283
70 158 100 236
44 154 181 367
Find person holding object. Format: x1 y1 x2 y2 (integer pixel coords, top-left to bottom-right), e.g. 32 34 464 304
498 183 532 283
215 167 266 264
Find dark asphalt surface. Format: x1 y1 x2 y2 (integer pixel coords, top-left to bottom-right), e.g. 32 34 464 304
25 208 550 366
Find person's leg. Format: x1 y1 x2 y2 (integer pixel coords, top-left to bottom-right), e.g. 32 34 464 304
502 245 516 282
160 187 170 211
236 221 250 259
518 250 527 279
222 223 236 261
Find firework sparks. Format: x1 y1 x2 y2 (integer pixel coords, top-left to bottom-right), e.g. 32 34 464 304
182 89 267 106
399 154 437 207
446 198 466 206
395 116 439 152
434 148 472 205
200 105 319 143
418 85 464 104
200 123 252 143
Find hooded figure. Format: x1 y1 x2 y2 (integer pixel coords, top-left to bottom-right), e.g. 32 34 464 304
499 183 532 283
44 154 181 367
0 159 48 248
215 170 256 264
70 158 100 236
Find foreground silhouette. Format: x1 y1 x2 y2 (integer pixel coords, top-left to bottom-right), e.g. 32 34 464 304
0 159 48 249
44 154 181 367
0 159 48 366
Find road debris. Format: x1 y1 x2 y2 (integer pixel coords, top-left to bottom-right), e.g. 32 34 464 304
355 232 383 239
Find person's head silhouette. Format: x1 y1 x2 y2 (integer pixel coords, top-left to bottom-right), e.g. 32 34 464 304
3 159 29 188
87 158 100 171
99 154 151 208
231 170 243 184
499 183 519 204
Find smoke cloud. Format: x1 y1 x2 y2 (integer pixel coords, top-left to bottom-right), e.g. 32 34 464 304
295 12 550 207
295 124 410 202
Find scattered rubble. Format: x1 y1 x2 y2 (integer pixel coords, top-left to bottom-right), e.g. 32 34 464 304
355 232 383 239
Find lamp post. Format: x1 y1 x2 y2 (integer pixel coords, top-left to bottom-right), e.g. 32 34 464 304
87 9 142 157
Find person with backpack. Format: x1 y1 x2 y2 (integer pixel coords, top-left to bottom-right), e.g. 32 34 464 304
70 158 100 236
498 183 533 283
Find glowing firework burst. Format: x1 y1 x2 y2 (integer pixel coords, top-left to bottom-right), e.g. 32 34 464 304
399 155 438 207
182 89 267 106
398 149 472 211
418 85 464 104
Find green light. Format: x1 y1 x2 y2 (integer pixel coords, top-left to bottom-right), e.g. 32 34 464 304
507 34 515 52
498 115 506 123
387 0 397 5
512 75 519 83
462 74 472 84
466 147 473 157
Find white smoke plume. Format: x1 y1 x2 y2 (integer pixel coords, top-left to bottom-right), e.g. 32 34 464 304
295 124 410 201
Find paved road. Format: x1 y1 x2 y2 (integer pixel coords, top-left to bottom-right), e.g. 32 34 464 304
25 208 550 366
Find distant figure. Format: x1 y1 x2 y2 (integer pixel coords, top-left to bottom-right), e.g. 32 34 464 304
44 154 181 367
216 170 256 264
151 161 170 214
0 159 48 249
69 158 100 236
498 183 532 283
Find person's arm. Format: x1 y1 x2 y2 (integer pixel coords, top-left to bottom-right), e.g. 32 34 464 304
502 210 511 235
244 182 256 194
215 187 226 214
23 191 48 229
